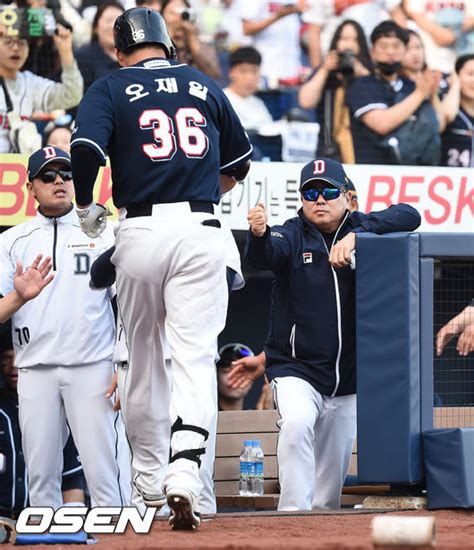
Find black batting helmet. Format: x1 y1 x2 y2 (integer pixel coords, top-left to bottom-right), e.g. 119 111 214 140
113 7 177 58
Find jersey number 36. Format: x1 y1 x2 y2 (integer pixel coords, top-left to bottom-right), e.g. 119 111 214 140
139 107 209 161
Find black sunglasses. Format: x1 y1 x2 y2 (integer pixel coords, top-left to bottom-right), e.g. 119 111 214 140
38 169 73 183
302 188 341 201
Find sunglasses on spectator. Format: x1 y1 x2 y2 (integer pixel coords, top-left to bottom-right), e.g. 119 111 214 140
38 169 73 183
1 37 28 49
302 188 342 201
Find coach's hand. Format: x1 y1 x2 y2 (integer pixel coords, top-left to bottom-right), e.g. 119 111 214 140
105 372 121 412
248 202 267 237
14 254 54 302
228 352 266 389
76 203 111 238
457 325 474 356
329 232 355 268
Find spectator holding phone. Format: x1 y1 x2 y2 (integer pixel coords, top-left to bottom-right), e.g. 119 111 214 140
298 19 372 162
161 0 221 80
0 23 83 153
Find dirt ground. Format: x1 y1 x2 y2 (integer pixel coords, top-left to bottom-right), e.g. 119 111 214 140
8 509 473 549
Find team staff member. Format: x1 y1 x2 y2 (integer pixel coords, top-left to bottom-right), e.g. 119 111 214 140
70 8 251 530
245 158 421 511
0 146 131 510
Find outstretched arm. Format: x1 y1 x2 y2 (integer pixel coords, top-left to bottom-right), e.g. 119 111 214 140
227 351 266 389
0 255 54 323
436 305 474 356
351 204 422 235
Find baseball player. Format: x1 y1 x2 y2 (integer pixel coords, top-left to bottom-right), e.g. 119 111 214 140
70 7 252 530
0 146 131 509
92 221 245 517
245 157 421 511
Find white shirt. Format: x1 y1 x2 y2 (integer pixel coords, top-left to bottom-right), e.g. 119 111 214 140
243 1 302 81
224 88 273 132
406 0 474 72
0 64 84 154
0 208 116 368
303 0 401 56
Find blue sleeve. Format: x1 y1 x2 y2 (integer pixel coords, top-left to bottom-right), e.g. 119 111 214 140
349 204 422 234
346 77 388 119
217 91 253 172
90 246 116 289
71 77 114 164
245 226 292 272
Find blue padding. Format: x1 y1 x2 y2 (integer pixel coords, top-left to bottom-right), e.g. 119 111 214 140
423 428 474 509
419 258 434 433
356 233 421 484
419 233 474 257
15 531 92 545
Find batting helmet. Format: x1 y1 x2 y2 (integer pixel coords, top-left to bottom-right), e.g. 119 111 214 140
113 7 177 58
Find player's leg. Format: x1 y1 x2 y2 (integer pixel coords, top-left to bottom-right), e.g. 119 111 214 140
197 402 217 516
62 361 131 507
112 220 172 504
271 376 321 511
169 375 217 516
17 366 65 508
163 217 227 526
312 393 357 509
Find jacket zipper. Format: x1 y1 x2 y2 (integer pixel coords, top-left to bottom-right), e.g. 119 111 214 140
52 218 58 271
290 324 296 358
321 211 350 397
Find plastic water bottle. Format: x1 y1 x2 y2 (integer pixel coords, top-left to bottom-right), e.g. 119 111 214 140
251 440 264 496
239 440 253 495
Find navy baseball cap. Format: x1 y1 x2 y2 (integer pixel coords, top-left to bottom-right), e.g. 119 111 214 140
27 147 71 181
299 157 352 191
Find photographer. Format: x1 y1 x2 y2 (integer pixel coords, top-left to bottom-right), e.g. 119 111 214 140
298 20 372 163
161 0 221 80
0 22 83 153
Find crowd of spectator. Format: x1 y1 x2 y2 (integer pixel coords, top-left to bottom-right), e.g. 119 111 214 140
0 0 473 165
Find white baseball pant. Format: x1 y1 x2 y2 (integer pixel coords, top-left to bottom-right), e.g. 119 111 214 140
112 202 227 502
17 361 131 508
116 359 218 515
271 376 356 511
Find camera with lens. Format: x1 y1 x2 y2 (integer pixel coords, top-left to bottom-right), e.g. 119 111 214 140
337 50 356 76
177 7 196 23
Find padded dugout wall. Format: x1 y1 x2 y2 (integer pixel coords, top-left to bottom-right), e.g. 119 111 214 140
356 233 422 484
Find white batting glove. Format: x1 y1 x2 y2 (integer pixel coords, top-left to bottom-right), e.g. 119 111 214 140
76 203 112 238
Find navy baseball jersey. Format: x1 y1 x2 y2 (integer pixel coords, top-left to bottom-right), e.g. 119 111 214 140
440 107 474 167
345 75 416 165
71 58 253 208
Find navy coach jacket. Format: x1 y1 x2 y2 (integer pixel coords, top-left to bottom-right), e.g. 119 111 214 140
245 204 421 398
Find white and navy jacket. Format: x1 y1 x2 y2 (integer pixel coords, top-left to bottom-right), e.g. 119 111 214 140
0 65 83 154
0 207 115 368
246 204 421 397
